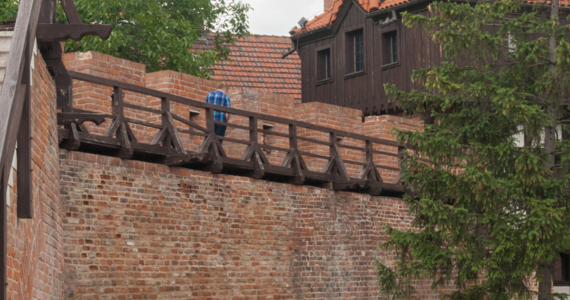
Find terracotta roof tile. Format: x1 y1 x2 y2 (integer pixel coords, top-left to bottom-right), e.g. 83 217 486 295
193 34 301 101
294 0 570 34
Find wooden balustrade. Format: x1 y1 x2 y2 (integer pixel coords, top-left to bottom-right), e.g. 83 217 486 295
58 70 406 196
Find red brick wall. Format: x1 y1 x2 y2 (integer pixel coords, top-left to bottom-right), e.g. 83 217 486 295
294 102 364 176
363 115 424 183
59 150 445 300
6 46 63 299
63 51 148 139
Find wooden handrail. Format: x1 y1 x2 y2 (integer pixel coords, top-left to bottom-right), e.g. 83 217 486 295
67 70 401 148
60 64 406 197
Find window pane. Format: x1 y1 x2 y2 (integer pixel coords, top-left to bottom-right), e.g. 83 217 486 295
317 48 331 80
325 51 331 79
391 34 398 63
354 32 364 72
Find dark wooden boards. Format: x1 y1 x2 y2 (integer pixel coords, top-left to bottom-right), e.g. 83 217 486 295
298 5 439 115
36 23 112 42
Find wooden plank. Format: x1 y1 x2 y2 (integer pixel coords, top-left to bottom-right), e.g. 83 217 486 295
171 113 209 133
258 129 291 138
60 123 81 150
214 121 250 131
259 144 289 153
104 118 120 138
17 89 32 218
36 24 112 42
124 102 163 115
0 0 41 177
125 118 163 130
298 151 330 161
177 129 208 137
338 143 366 152
296 136 331 146
39 0 56 23
159 153 206 167
59 0 82 24
342 159 366 167
151 127 168 146
371 149 400 157
1 168 6 300
117 123 133 159
164 112 187 155
57 112 106 126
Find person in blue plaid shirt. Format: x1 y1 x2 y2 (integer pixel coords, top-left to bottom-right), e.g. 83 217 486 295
206 82 231 144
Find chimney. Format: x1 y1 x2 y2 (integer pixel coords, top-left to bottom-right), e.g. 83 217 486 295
324 0 334 10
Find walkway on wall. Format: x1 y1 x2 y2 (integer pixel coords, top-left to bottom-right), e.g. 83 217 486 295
58 71 407 197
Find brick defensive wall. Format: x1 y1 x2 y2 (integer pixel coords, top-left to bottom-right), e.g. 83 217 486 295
5 50 451 299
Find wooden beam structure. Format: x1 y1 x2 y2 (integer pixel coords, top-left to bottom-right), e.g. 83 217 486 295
0 0 114 297
60 70 407 197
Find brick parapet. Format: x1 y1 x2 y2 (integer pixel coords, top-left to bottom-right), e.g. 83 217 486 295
6 45 63 299
63 51 146 85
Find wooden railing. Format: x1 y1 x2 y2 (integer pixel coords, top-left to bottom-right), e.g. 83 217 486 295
59 71 406 196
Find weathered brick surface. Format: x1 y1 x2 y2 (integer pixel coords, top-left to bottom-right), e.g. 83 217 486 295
59 150 446 300
6 46 63 299
363 115 424 183
63 52 148 139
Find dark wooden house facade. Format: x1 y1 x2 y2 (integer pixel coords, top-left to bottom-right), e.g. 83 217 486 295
288 0 443 116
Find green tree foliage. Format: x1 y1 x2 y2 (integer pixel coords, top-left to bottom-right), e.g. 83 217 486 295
0 0 18 23
377 0 570 299
0 0 251 77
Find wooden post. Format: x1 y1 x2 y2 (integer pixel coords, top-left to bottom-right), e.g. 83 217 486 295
289 124 297 150
288 124 305 185
1 167 6 300
17 86 32 218
249 116 258 145
113 86 123 117
161 97 171 147
39 0 56 23
366 140 373 164
329 132 337 176
205 107 215 133
396 146 404 185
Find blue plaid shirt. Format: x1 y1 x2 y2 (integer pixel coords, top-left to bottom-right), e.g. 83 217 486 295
206 90 231 122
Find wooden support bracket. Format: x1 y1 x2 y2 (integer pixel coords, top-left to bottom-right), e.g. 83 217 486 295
197 132 226 173
282 149 307 185
60 122 81 150
57 112 106 126
117 123 133 159
36 24 113 42
322 138 350 183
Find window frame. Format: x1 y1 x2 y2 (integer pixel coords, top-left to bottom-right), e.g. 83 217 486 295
344 26 366 78
315 44 333 84
381 24 401 70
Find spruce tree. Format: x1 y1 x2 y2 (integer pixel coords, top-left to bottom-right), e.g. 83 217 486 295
377 0 570 299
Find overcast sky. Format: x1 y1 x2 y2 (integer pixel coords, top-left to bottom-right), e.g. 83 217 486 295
240 0 324 36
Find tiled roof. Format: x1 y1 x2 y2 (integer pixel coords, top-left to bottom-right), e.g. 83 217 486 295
194 35 301 101
292 0 384 34
293 0 570 34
